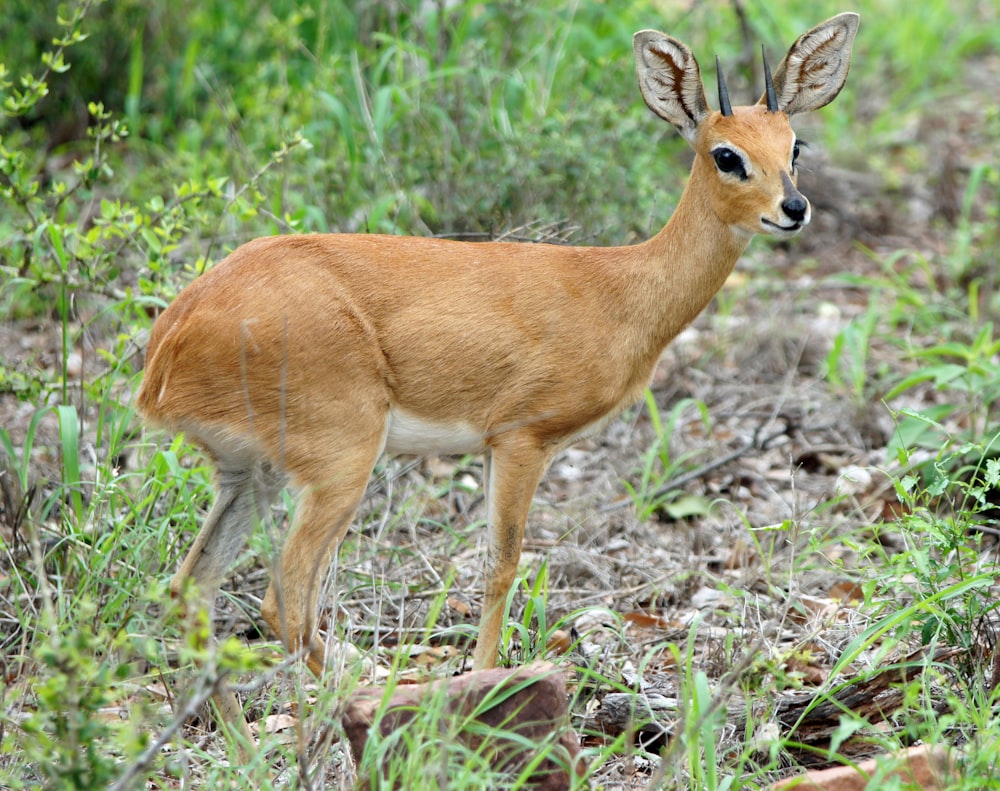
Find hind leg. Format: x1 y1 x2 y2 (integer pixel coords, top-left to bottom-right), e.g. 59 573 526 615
261 430 385 675
169 455 285 757
170 459 285 604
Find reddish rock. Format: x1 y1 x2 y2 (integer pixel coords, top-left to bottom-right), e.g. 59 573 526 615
343 662 583 790
771 745 958 790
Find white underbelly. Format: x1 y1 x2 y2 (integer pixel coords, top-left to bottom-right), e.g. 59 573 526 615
385 408 487 456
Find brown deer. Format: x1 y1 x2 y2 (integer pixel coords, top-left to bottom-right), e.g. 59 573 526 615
138 12 858 741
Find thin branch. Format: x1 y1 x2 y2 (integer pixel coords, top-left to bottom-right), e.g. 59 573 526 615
108 664 250 791
599 418 787 514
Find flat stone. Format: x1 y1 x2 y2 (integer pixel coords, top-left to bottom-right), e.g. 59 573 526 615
343 662 583 790
770 745 958 790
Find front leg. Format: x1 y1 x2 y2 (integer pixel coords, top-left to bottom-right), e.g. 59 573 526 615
472 437 554 669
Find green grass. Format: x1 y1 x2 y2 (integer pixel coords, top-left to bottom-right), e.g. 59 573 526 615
2 0 1000 787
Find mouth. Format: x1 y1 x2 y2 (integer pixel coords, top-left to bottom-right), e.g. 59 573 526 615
761 217 804 236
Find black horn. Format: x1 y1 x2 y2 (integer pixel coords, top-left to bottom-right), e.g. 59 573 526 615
762 45 778 112
716 56 733 117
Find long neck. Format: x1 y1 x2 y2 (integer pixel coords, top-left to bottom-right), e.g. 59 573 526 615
631 155 751 352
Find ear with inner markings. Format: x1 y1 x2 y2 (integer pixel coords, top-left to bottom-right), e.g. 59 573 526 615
762 12 860 116
633 30 709 143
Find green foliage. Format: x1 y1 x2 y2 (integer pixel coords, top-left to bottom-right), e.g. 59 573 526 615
822 296 884 404
11 601 147 790
877 441 1000 645
501 560 588 667
625 392 714 521
887 323 1000 455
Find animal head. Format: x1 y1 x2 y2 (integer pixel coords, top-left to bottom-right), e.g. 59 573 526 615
634 13 859 238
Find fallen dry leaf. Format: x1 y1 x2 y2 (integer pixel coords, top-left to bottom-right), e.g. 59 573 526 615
828 580 864 603
546 629 572 655
447 596 472 618
250 713 298 736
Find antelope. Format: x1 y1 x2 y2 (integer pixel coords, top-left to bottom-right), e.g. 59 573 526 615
139 12 857 705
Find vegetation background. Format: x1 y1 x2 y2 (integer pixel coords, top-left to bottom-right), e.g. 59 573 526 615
1 0 998 788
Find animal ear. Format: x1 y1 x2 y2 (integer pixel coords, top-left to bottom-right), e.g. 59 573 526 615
762 12 860 116
633 30 709 143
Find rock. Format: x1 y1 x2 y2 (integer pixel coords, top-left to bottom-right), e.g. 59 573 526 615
771 745 958 790
343 662 583 790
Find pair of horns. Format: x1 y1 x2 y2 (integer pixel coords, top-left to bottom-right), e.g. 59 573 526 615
716 47 777 116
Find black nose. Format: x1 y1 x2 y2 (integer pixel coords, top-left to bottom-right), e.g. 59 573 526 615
782 195 808 223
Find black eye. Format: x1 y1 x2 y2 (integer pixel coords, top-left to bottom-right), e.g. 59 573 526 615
712 147 747 180
793 139 807 167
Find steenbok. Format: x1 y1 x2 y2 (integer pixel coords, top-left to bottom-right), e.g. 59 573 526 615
139 11 858 742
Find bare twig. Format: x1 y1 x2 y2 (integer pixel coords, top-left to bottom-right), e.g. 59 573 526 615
599 418 787 514
109 667 243 791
